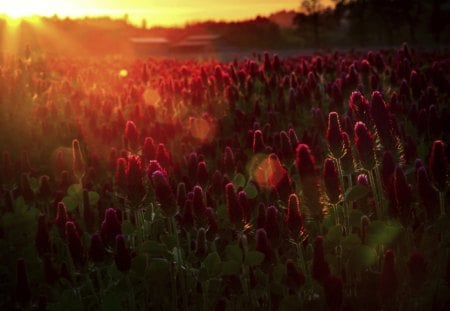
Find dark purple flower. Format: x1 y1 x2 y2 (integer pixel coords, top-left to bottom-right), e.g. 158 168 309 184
65 221 84 265
255 228 273 264
124 120 139 151
151 170 177 217
142 136 156 161
101 208 122 246
295 144 316 182
354 122 375 170
349 91 369 119
285 193 303 236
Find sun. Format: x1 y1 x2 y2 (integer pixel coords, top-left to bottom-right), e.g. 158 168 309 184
2 0 59 19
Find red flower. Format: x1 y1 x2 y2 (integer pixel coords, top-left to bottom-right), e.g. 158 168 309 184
323 158 341 204
285 193 303 236
124 120 139 151
65 221 84 265
151 170 177 217
326 112 344 159
101 208 122 246
354 122 375 170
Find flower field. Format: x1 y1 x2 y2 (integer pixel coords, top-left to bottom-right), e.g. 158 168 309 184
0 44 449 310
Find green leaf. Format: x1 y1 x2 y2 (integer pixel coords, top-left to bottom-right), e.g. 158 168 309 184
244 251 264 267
348 245 377 273
204 251 222 277
345 185 369 202
121 220 134 235
221 260 241 276
67 183 82 197
225 244 243 262
88 191 100 205
233 173 246 188
367 220 402 247
243 183 258 199
62 195 78 212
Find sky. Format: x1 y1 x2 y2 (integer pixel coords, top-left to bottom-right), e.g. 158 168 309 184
1 0 309 27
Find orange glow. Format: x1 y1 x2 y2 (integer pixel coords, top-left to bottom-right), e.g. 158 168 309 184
248 153 287 189
0 0 308 27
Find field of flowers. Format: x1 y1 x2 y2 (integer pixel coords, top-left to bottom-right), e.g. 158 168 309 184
0 44 449 310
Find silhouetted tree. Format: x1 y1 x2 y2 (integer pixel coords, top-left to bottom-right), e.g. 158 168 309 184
294 0 325 46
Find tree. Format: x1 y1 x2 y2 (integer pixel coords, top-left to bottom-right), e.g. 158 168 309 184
294 0 325 46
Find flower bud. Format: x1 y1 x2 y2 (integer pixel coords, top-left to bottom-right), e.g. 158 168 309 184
101 208 122 246
349 91 369 119
126 155 145 202
124 120 139 151
65 221 84 265
193 185 207 224
323 158 341 204
354 122 375 170
155 143 171 169
223 146 235 175
327 112 344 159
255 228 273 264
286 193 303 236
38 175 52 200
394 166 412 208
151 170 177 217
295 144 316 182
115 158 127 192
340 131 354 175
142 136 156 161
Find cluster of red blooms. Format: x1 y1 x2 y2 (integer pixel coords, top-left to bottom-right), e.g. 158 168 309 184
1 43 448 309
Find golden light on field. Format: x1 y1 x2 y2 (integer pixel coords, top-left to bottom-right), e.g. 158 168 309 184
0 0 305 27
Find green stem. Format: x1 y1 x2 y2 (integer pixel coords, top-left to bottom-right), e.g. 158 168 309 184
336 158 349 232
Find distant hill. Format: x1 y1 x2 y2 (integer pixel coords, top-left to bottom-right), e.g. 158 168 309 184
268 10 297 29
